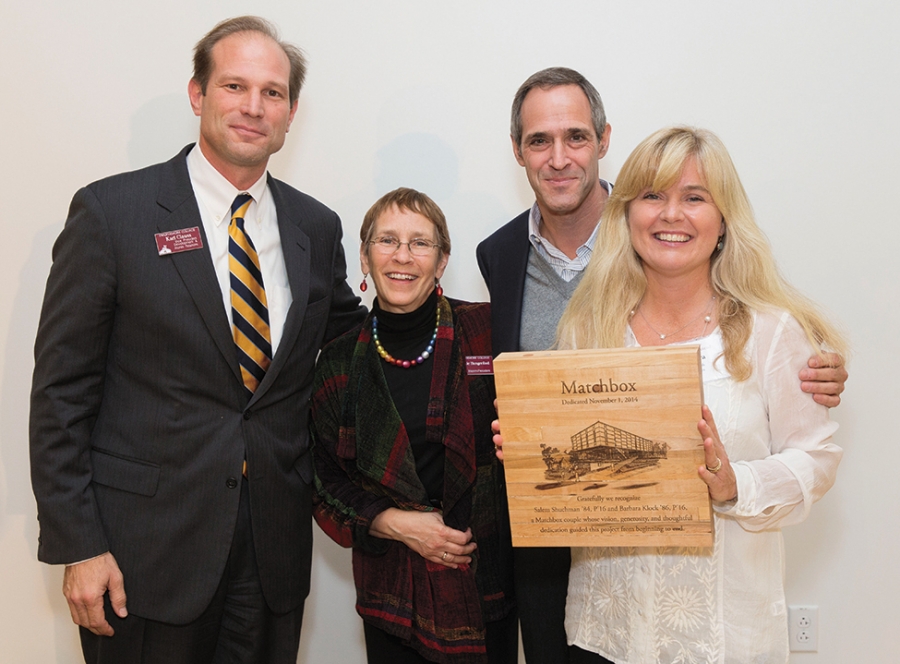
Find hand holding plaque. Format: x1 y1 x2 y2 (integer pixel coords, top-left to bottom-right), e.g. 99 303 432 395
493 346 713 548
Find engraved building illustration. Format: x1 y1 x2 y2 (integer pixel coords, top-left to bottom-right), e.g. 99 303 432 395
541 420 669 479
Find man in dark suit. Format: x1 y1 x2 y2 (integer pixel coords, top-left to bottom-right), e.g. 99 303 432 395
477 67 849 664
29 16 364 663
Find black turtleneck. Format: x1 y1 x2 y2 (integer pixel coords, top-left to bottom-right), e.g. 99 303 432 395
372 290 444 505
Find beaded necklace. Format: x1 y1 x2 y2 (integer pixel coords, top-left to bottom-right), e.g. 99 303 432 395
371 301 441 369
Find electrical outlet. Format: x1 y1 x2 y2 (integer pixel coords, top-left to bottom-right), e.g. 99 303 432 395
788 605 818 652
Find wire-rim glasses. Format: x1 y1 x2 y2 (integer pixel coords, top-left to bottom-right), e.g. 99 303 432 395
368 236 440 256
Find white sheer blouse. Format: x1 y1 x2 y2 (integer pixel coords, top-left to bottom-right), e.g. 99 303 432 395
565 310 842 664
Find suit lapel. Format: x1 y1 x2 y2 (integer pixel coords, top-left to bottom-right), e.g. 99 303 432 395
508 213 531 352
156 146 243 385
493 212 531 355
249 177 311 403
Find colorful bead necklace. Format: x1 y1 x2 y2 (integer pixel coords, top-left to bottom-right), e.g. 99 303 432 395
371 303 441 369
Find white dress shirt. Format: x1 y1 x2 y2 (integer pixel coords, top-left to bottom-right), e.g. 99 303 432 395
186 145 292 353
565 310 842 663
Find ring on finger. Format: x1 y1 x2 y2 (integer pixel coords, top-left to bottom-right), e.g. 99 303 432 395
706 457 723 473
441 551 449 561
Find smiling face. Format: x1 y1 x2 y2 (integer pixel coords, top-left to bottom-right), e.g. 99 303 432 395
628 157 724 283
360 205 449 314
188 31 297 189
513 84 611 224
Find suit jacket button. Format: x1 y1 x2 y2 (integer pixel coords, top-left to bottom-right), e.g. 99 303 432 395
243 410 252 420
226 477 238 489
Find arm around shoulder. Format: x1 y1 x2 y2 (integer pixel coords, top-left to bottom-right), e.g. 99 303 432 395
322 212 366 345
475 239 491 287
800 351 848 408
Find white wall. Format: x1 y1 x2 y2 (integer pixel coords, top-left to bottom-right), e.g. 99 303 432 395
1 1 896 661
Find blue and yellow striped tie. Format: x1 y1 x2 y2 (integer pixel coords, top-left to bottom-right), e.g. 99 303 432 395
229 193 272 398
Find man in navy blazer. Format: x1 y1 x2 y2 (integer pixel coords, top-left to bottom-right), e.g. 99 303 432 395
30 16 364 663
477 67 849 664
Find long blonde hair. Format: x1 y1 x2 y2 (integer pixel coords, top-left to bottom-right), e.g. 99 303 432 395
557 126 847 379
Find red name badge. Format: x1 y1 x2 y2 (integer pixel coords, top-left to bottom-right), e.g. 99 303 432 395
155 227 204 255
465 355 494 376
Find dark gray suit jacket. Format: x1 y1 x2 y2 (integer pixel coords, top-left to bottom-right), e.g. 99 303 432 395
30 145 365 623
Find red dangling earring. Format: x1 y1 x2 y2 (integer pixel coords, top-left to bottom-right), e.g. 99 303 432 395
435 279 443 297
360 274 368 292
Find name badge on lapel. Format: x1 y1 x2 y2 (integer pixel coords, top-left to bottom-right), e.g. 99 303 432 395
465 355 494 376
155 227 204 255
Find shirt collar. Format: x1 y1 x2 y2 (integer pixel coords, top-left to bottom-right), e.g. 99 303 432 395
187 144 269 227
527 178 612 254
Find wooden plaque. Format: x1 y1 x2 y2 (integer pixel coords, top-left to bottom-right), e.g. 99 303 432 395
494 346 712 548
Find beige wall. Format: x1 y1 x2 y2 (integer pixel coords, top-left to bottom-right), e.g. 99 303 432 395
2 1 896 661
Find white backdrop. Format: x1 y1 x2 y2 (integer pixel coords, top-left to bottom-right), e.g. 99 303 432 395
1 1 897 662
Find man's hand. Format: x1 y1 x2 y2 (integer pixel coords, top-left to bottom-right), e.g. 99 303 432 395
62 552 127 636
800 352 848 408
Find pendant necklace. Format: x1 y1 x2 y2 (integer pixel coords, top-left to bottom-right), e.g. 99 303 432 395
633 295 716 341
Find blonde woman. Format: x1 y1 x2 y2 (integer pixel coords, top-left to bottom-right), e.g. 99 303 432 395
556 127 847 664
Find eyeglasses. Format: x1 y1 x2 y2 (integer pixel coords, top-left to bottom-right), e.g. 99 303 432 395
368 236 440 256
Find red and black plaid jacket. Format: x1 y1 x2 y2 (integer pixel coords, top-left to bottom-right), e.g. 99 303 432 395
311 298 514 663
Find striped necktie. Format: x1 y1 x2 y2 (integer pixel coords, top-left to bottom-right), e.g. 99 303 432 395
229 193 272 398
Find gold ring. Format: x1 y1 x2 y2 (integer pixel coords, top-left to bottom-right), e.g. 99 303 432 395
706 457 723 473
441 551 449 561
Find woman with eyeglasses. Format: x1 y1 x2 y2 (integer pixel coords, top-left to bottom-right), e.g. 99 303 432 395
311 187 516 664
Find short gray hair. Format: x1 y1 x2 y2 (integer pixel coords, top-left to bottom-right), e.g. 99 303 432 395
510 67 606 147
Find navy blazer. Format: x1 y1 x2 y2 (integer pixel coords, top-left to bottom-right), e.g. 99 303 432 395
475 210 531 357
477 179 612 357
30 145 365 623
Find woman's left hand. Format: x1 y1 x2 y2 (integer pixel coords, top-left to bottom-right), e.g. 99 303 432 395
492 399 504 461
697 405 738 502
369 508 476 568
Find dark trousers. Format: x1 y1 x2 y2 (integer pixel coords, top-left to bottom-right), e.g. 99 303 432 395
80 478 304 664
514 546 571 664
363 609 518 664
568 645 615 664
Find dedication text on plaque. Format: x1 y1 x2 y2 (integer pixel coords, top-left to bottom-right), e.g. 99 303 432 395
494 346 712 548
